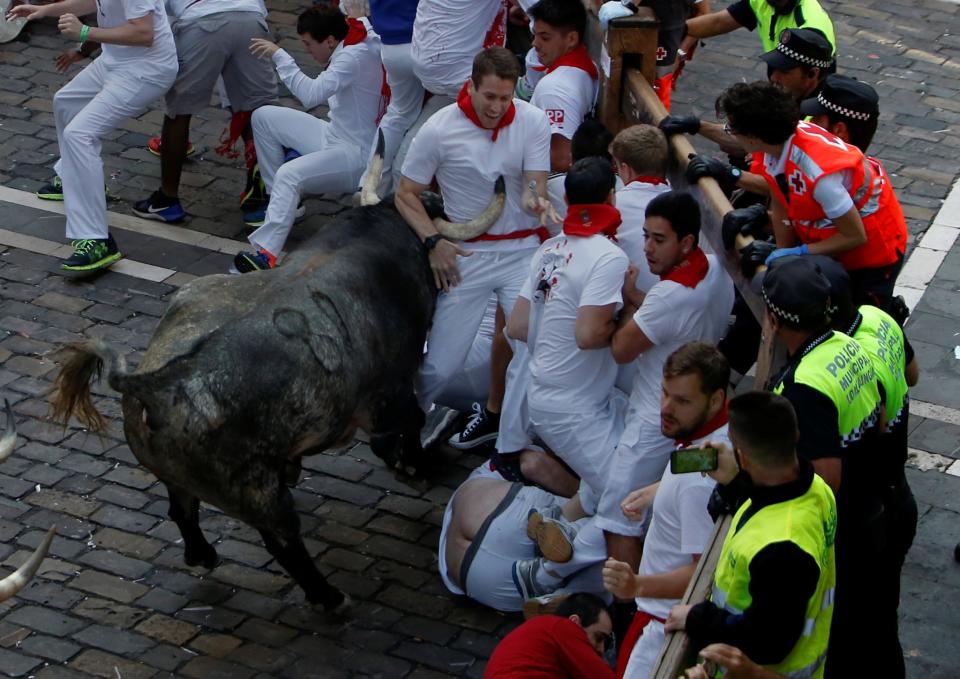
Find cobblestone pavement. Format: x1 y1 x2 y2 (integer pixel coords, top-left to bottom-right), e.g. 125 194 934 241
0 0 958 677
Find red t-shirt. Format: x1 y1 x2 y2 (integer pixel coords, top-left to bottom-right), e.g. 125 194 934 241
484 616 616 679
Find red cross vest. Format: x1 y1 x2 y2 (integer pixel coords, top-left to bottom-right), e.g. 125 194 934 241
750 121 907 271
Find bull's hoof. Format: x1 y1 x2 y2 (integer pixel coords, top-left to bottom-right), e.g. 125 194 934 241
184 546 220 570
284 458 302 487
370 435 400 468
308 587 349 613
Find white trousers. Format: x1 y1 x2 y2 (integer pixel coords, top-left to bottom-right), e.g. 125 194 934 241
53 57 174 239
496 339 533 454
528 389 627 516
360 42 425 196
392 92 454 188
435 296 496 412
595 421 675 537
419 248 534 410
623 619 666 679
249 106 364 256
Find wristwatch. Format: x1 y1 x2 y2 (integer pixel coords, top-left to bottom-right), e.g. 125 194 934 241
423 234 446 251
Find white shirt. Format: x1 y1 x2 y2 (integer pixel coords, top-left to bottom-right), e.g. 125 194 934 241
97 0 177 80
762 133 854 219
520 233 628 413
166 0 266 20
620 255 734 439
530 66 597 141
615 179 672 294
402 100 552 252
271 33 383 152
635 424 728 620
410 0 503 96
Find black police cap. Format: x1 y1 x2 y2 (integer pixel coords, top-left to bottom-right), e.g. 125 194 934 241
800 74 880 122
761 28 835 72
761 255 832 326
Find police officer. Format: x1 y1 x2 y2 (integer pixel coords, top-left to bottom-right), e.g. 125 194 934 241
815 255 918 679
665 390 836 679
761 255 895 678
685 0 835 56
801 74 880 154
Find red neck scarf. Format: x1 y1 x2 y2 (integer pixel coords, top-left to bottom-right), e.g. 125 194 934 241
457 81 516 141
343 17 367 46
661 247 709 288
562 204 622 240
546 44 598 80
626 175 667 186
675 401 728 448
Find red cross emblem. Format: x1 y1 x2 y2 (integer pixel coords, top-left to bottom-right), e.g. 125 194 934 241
789 169 807 196
656 46 668 60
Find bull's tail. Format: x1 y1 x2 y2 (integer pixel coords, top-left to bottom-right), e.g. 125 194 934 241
50 340 130 432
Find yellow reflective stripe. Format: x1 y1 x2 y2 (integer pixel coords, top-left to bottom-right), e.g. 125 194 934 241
783 651 827 679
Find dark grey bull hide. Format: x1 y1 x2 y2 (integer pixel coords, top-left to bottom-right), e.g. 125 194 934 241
51 198 453 611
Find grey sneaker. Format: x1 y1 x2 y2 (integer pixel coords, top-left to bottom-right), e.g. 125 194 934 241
421 405 460 449
536 516 579 564
512 558 551 600
526 505 564 541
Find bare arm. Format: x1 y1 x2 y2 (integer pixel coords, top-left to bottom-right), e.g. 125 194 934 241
522 169 559 226
679 0 711 54
8 0 96 19
804 206 867 256
85 14 155 47
611 316 654 364
506 296 531 343
686 8 741 40
770 199 797 248
812 458 841 494
549 134 572 174
905 357 919 387
603 555 701 600
575 303 619 350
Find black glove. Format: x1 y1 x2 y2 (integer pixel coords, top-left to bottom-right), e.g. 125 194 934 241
659 115 700 136
739 240 776 279
721 203 769 251
685 153 741 193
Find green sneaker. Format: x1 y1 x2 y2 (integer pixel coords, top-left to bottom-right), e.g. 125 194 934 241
37 176 64 201
61 235 123 272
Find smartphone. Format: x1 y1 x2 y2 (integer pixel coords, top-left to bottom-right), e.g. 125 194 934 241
670 446 719 474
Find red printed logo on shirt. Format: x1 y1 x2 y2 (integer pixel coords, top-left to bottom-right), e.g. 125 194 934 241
545 109 565 126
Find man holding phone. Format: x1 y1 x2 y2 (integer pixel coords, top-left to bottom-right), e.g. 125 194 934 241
665 391 836 679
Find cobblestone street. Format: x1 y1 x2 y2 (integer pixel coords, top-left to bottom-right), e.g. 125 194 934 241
0 0 959 677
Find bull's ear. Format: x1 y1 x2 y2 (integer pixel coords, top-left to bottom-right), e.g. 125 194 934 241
419 191 446 221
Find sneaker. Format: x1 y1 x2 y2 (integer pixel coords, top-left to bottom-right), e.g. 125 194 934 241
133 190 186 222
512 558 550 600
61 235 123 272
526 505 563 541
240 164 267 212
536 516 578 563
36 176 64 201
448 402 500 449
421 405 460 449
242 201 305 228
523 593 569 620
233 249 275 273
283 147 302 163
147 136 196 157
37 176 113 202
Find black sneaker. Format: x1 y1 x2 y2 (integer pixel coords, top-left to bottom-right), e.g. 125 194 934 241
61 235 123 272
448 402 500 449
133 189 186 222
233 249 275 273
240 164 267 211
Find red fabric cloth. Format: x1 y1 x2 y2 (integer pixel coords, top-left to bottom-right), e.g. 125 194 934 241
614 610 665 679
660 246 708 288
457 81 516 141
483 0 508 49
653 72 673 110
466 226 549 243
562 203 622 240
547 43 598 80
626 176 668 186
485 616 616 679
675 401 729 448
215 110 253 163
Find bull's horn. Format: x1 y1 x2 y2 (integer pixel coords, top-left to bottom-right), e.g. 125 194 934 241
0 526 54 603
0 399 15 463
360 129 385 207
433 176 506 241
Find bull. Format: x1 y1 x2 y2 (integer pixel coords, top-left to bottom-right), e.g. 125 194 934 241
49 156 506 610
0 400 56 601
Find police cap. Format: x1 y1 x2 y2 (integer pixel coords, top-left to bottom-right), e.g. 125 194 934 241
761 28 835 72
800 74 880 122
761 255 832 326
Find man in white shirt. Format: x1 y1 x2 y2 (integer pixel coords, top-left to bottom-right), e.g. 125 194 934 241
132 0 277 223
602 342 728 677
233 6 385 272
600 191 733 572
506 156 629 523
528 0 598 174
395 47 554 413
